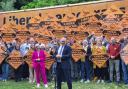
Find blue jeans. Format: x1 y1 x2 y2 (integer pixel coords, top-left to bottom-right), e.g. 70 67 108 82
85 59 93 80
122 61 128 84
81 62 85 80
71 61 81 79
109 59 120 82
2 63 9 80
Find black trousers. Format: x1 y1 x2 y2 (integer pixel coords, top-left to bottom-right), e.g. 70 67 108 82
56 63 72 89
95 66 106 80
14 64 23 82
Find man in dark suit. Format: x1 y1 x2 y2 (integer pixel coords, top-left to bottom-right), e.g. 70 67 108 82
53 37 72 89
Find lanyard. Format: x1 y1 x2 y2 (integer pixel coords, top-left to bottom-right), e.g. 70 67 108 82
37 51 40 58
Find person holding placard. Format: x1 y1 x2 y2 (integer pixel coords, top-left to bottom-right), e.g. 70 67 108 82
20 38 31 80
92 37 108 83
32 43 48 88
28 37 36 84
108 37 121 84
120 37 128 84
0 38 10 82
80 40 92 83
14 38 23 82
84 32 95 45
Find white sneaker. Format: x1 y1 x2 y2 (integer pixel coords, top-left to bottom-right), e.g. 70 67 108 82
37 84 40 88
32 80 35 83
44 84 48 88
80 79 84 83
29 80 32 83
101 80 105 83
84 80 90 83
3 79 7 82
62 82 64 84
97 80 101 84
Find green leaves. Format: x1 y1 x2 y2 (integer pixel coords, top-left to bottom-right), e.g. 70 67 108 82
0 0 98 11
21 0 98 10
0 0 16 11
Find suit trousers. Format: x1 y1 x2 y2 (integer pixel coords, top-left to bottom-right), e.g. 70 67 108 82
56 62 72 89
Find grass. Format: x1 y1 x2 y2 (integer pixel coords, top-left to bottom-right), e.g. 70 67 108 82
0 80 128 89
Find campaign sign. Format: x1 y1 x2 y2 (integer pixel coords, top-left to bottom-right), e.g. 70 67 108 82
8 50 23 69
91 54 108 68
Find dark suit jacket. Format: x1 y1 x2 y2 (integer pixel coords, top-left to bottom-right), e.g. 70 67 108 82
53 45 72 69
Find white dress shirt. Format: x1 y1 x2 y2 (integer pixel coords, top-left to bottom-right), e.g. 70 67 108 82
57 46 64 62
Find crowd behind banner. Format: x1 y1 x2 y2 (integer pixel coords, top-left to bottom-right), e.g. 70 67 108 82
0 5 128 87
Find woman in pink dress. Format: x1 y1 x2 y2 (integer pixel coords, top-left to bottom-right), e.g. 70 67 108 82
32 44 48 88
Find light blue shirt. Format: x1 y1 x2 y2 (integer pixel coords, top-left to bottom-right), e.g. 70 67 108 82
57 46 64 62
20 43 31 57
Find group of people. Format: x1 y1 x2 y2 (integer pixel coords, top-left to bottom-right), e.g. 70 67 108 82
0 32 128 89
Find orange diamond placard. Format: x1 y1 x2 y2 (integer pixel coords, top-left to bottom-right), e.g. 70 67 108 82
25 49 33 68
71 43 84 62
91 54 108 68
8 50 23 69
44 51 55 70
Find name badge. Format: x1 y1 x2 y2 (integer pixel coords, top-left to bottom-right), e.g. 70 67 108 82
36 58 40 61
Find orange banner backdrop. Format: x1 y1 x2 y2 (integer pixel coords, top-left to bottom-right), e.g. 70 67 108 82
44 51 55 70
0 0 128 68
0 0 128 27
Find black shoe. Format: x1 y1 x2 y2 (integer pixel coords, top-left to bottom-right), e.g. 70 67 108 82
115 81 120 85
107 80 112 83
124 82 128 85
15 78 21 82
15 79 18 82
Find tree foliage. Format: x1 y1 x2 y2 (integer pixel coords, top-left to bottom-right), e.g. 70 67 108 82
0 0 16 11
21 0 98 10
0 0 98 11
14 0 33 9
0 0 33 11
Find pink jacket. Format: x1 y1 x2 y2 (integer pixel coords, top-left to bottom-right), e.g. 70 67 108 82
32 50 46 62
